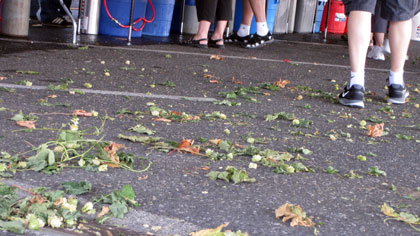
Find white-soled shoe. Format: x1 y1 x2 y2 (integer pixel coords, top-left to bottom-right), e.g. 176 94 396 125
367 46 385 61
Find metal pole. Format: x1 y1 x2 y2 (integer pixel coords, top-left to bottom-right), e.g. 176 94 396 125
59 0 78 45
180 0 185 34
323 0 331 41
77 0 83 34
127 0 135 46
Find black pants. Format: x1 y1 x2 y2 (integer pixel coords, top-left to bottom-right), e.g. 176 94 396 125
196 0 232 22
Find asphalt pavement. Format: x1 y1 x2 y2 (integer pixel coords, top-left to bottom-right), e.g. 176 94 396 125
0 27 420 236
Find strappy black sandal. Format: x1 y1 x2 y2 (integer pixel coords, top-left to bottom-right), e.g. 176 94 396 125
224 32 252 44
208 38 225 49
180 38 208 48
241 32 274 49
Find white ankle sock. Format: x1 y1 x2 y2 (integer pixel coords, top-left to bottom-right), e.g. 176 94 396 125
349 71 365 88
389 70 404 85
237 24 250 37
256 22 269 36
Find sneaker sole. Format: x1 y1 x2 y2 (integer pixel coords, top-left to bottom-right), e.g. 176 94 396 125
387 91 409 104
338 98 364 108
242 38 274 49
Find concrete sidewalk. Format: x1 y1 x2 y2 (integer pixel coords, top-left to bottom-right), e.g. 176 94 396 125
0 28 420 236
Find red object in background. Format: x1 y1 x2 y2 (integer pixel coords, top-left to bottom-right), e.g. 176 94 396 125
320 0 348 34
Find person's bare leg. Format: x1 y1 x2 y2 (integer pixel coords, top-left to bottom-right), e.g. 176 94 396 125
348 11 371 83
242 0 254 25
338 11 371 108
248 0 266 22
212 20 228 45
194 20 211 45
249 0 269 36
388 20 412 73
373 32 385 46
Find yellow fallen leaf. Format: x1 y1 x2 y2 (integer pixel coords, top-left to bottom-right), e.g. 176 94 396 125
275 203 314 227
189 223 228 236
381 203 399 217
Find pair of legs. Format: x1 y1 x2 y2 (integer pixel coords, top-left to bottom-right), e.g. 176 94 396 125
339 0 417 108
193 0 232 46
227 0 273 48
348 13 411 79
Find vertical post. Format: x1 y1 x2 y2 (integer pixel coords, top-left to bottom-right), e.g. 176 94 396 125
77 0 83 34
127 0 135 45
180 0 185 34
59 0 78 45
323 0 331 41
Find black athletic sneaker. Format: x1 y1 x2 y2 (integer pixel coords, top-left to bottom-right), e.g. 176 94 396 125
387 84 409 104
338 85 365 108
241 32 274 49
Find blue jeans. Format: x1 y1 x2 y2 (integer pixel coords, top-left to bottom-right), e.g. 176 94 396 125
30 0 72 22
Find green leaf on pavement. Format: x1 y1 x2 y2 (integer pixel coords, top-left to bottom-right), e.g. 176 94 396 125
61 181 92 195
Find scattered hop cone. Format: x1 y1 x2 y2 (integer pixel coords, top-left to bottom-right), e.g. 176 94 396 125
78 159 85 167
251 154 262 162
0 163 6 172
81 202 94 214
27 214 45 230
98 164 108 172
48 215 63 228
17 161 27 169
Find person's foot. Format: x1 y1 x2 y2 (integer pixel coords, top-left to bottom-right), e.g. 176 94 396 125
241 32 274 49
209 38 225 49
367 46 385 61
43 16 72 27
387 83 409 104
179 37 208 48
224 32 252 44
338 85 365 108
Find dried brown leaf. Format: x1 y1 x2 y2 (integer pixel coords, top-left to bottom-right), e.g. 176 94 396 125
72 109 92 117
170 139 201 155
203 74 214 79
97 206 110 218
103 142 124 163
273 79 290 88
16 120 36 129
367 123 384 137
232 77 244 84
152 117 172 123
275 203 314 227
209 80 220 84
209 55 225 61
208 139 221 145
138 175 148 180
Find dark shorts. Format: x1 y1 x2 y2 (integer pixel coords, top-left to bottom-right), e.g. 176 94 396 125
372 1 388 33
343 0 420 21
